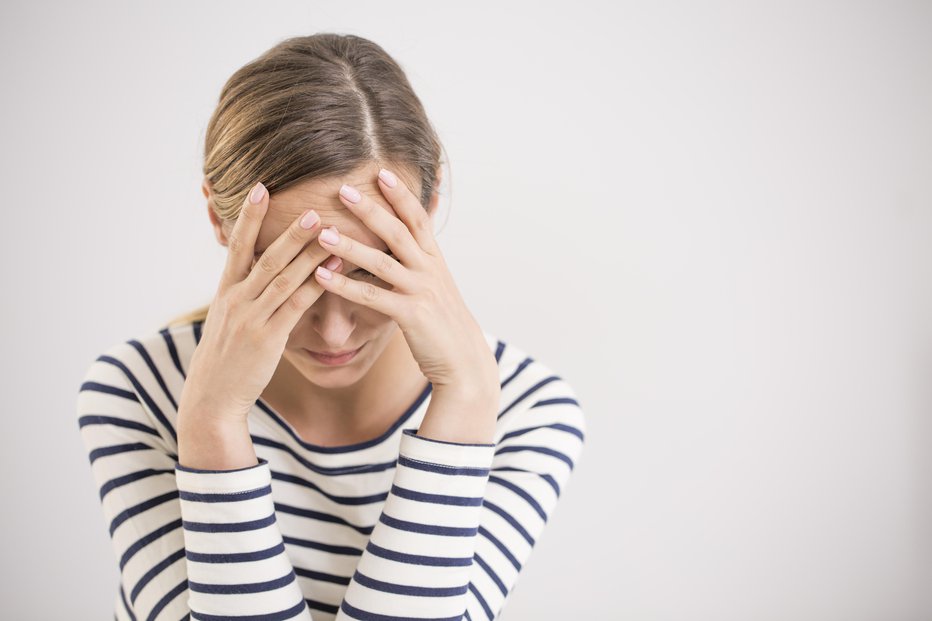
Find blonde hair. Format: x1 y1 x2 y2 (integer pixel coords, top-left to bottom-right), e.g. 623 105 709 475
165 33 447 329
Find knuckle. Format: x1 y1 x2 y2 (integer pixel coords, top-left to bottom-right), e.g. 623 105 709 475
227 233 245 256
375 252 395 275
286 224 306 244
361 282 380 302
256 253 278 274
390 221 409 247
271 272 291 293
287 289 309 311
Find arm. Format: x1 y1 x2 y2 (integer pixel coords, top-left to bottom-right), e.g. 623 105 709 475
76 346 314 620
334 371 587 619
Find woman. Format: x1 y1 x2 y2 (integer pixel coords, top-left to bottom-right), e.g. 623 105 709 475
77 33 586 621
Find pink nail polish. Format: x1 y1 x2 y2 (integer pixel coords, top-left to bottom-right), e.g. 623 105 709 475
378 168 397 188
339 184 361 203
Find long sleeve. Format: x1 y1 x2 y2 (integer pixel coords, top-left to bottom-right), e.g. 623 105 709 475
77 349 314 621
334 374 586 620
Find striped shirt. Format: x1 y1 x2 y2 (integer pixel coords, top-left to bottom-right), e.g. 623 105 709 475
76 320 586 621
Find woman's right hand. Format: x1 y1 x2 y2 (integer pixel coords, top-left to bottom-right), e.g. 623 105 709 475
178 181 341 426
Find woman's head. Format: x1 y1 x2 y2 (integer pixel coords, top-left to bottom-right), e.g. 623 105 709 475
188 33 447 387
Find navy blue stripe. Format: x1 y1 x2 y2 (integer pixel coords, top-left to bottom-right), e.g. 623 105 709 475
478 525 522 572
389 483 484 507
365 540 473 567
120 581 137 621
490 465 560 497
120 519 182 570
494 340 505 363
499 422 584 443
500 356 533 390
175 458 267 474
111 490 179 535
95 354 178 442
275 501 372 536
131 548 185 603
159 326 187 381
488 474 548 522
80 380 136 401
253 435 395 476
497 376 562 421
482 499 535 547
340 599 462 621
495 444 575 470
188 570 296 594
190 598 307 621
186 542 284 564
352 568 467 597
305 597 339 615
146 577 186 621
128 339 181 426
178 484 271 503
533 396 580 408
473 552 507 597
89 442 152 465
401 428 494 448
282 534 362 557
468 580 494 621
78 414 161 437
379 512 477 537
465 610 472 621
540 472 560 497
397 454 490 477
271 469 389 504
294 565 351 585
182 513 275 533
100 468 175 502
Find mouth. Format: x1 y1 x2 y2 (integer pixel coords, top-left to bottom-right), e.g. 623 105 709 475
304 343 365 365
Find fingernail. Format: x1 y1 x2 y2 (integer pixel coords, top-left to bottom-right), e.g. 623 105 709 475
339 184 361 203
316 265 333 280
319 226 339 245
300 209 319 229
249 182 266 204
378 168 397 188
323 256 341 271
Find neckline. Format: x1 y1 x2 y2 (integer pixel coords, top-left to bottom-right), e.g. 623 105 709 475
254 381 433 453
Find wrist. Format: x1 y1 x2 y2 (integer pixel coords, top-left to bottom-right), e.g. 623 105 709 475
177 407 257 471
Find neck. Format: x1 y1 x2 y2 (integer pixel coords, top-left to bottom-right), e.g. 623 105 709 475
266 328 425 438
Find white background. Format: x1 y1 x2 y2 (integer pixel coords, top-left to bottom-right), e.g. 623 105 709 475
1 1 930 619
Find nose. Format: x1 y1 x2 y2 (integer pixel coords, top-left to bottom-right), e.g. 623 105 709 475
307 290 357 347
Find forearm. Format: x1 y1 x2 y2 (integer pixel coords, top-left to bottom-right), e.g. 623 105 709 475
177 402 258 470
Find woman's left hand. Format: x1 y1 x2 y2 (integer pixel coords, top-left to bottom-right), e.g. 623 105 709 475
313 167 499 396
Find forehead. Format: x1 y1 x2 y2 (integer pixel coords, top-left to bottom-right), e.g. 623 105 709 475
253 163 408 256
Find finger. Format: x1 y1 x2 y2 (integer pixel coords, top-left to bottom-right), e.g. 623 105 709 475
254 227 339 320
220 181 268 289
241 207 322 301
337 182 424 269
314 254 405 318
267 256 342 334
376 168 441 256
317 225 417 292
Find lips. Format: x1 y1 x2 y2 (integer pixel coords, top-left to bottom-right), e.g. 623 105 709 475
309 348 360 357
304 343 365 365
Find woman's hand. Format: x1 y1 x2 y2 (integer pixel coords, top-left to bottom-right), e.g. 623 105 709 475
179 181 344 426
312 168 499 397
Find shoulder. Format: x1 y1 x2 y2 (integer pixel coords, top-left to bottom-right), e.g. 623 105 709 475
481 328 587 445
76 321 203 442
79 320 201 387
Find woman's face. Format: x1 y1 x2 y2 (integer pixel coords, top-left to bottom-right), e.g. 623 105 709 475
212 162 436 389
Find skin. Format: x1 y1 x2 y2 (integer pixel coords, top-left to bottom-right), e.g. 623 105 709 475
203 162 441 445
